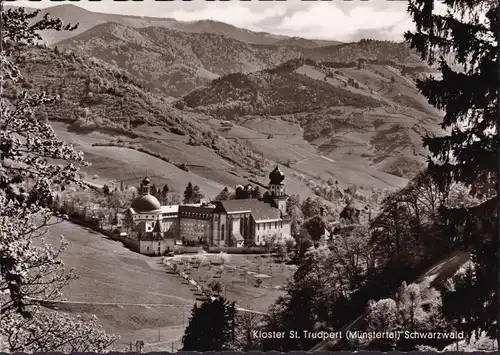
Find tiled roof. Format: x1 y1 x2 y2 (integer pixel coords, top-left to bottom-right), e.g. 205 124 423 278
232 232 244 241
153 220 162 233
250 202 281 222
214 199 282 221
218 199 262 213
140 232 164 241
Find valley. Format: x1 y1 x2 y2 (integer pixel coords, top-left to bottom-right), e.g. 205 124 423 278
3 2 487 353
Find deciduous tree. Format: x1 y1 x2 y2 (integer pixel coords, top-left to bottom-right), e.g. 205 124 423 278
0 2 116 351
405 0 498 340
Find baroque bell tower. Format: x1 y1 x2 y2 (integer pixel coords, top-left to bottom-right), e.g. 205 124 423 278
268 165 287 216
140 176 151 195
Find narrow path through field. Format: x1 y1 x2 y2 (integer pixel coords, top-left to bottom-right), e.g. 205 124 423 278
320 155 336 163
288 148 308 159
31 298 267 315
294 155 336 165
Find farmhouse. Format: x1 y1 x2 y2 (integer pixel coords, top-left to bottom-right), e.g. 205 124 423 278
121 165 292 255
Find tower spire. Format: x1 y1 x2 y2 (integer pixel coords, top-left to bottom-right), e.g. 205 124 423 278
140 176 151 195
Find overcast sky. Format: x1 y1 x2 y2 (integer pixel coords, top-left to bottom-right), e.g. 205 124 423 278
13 0 448 42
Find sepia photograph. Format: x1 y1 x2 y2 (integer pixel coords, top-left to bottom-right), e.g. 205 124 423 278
0 0 498 353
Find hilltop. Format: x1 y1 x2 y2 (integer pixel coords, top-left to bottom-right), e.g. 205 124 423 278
7 4 341 47
176 58 443 180
3 46 272 196
5 5 446 200
54 21 423 98
54 22 304 97
8 46 382 208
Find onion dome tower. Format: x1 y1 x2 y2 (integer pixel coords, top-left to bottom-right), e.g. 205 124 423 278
268 165 287 215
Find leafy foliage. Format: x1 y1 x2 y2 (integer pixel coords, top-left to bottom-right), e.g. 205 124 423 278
183 181 204 204
366 282 449 350
230 312 263 351
404 0 498 339
0 2 116 351
180 67 381 119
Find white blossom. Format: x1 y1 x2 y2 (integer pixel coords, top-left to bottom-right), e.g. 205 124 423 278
1 3 117 352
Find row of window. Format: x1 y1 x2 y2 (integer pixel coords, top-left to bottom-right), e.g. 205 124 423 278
181 213 211 219
181 227 206 231
135 214 176 219
180 221 209 226
257 221 282 231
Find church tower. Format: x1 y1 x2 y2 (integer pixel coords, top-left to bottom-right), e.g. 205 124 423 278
140 176 151 195
268 165 287 216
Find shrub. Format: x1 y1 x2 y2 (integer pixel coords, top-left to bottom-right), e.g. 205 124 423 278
206 246 269 254
255 278 263 288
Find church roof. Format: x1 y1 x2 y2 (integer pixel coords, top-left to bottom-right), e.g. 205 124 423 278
213 199 281 222
216 199 262 213
153 219 162 233
140 232 164 242
141 176 151 186
269 165 285 185
131 194 161 212
250 204 281 222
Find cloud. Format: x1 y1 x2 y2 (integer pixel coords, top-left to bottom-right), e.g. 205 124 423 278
163 2 422 42
275 3 412 41
166 3 288 31
19 0 456 42
162 1 454 41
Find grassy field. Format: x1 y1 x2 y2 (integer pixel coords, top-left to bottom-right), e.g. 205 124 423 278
51 121 323 201
218 118 318 165
293 158 408 190
167 254 296 313
45 220 293 351
45 220 197 351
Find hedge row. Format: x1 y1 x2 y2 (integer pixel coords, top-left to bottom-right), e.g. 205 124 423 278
205 246 269 254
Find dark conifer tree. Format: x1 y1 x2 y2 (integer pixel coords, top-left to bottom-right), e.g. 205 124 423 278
183 182 194 204
181 296 236 351
405 0 498 341
150 184 158 197
161 184 169 197
215 186 230 201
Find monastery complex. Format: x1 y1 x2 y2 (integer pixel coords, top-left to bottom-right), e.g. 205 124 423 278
121 166 292 255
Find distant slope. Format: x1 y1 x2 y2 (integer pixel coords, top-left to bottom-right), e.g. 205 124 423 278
54 22 304 97
177 58 443 180
6 4 341 47
9 46 356 203
4 46 266 179
55 21 421 98
306 39 422 64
